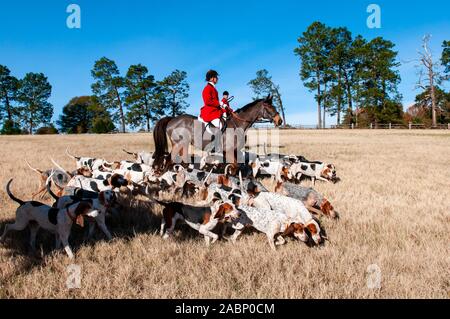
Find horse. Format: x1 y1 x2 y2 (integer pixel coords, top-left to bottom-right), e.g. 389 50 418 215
152 95 282 170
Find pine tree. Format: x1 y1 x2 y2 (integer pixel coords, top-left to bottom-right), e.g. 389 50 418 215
16 72 53 134
91 57 127 132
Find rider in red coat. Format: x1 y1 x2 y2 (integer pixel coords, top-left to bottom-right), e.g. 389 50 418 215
200 70 225 128
221 91 234 115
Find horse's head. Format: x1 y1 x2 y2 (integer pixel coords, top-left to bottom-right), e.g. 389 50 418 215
260 95 282 127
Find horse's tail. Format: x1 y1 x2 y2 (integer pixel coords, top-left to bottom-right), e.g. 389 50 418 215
153 117 173 168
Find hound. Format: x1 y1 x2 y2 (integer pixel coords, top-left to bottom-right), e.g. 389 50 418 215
227 203 309 250
65 174 130 193
51 158 92 178
112 162 154 184
66 148 107 171
275 181 338 219
289 162 337 185
123 149 154 166
1 179 98 259
239 177 323 245
246 154 292 179
47 181 115 240
25 160 70 199
156 195 240 246
92 170 112 181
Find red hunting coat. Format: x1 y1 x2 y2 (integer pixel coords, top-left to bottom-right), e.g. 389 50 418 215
221 97 234 113
200 83 224 122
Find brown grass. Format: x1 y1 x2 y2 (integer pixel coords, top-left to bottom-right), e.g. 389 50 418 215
0 130 449 299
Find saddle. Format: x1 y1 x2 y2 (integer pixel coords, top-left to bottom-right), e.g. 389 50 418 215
198 116 227 135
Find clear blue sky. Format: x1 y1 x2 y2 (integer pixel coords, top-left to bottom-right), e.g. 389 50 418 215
1 0 449 126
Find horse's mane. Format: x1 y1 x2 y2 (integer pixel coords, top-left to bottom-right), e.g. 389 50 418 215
235 99 264 113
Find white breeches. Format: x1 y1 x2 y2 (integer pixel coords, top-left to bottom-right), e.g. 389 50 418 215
210 118 223 130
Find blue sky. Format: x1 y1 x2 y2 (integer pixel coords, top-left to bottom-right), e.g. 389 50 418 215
1 0 449 126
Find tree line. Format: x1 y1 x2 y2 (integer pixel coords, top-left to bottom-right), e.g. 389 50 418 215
294 22 450 127
0 57 189 134
0 67 53 134
63 57 189 134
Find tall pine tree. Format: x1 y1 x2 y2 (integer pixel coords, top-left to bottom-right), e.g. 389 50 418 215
16 73 53 134
91 57 127 132
124 64 164 131
0 65 20 126
159 70 189 117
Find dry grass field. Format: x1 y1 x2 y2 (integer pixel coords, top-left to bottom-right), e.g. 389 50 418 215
0 130 449 299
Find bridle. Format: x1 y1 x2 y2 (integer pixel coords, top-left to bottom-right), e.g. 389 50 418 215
255 101 279 124
227 100 279 126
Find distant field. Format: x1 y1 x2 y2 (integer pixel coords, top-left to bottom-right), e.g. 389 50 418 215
0 130 449 298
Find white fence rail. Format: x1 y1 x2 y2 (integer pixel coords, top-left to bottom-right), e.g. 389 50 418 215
252 123 450 130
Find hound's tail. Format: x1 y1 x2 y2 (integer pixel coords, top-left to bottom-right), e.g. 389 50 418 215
66 147 80 160
6 179 25 206
25 160 43 174
45 171 60 201
51 158 73 178
152 117 173 169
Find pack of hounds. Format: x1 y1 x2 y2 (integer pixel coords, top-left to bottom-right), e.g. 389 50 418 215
1 147 340 259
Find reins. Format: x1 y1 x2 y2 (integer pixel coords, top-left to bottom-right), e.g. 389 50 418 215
230 111 252 123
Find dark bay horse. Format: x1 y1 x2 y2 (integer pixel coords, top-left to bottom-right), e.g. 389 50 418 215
152 95 282 169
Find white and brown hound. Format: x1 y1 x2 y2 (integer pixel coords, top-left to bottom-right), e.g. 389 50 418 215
47 181 115 240
289 162 337 185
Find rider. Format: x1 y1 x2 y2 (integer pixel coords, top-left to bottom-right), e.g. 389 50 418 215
200 70 226 130
221 91 234 117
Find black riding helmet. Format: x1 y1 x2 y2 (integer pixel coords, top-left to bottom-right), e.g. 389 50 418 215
206 70 219 81
223 91 229 96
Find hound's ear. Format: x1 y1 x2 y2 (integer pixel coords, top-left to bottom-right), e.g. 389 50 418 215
76 215 84 227
306 223 318 235
215 204 226 219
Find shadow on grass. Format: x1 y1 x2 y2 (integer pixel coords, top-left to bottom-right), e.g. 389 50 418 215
0 197 217 269
0 196 330 281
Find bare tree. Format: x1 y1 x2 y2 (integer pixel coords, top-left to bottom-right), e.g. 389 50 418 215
416 35 444 127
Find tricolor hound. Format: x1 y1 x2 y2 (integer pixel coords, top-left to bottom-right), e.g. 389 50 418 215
1 179 98 259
